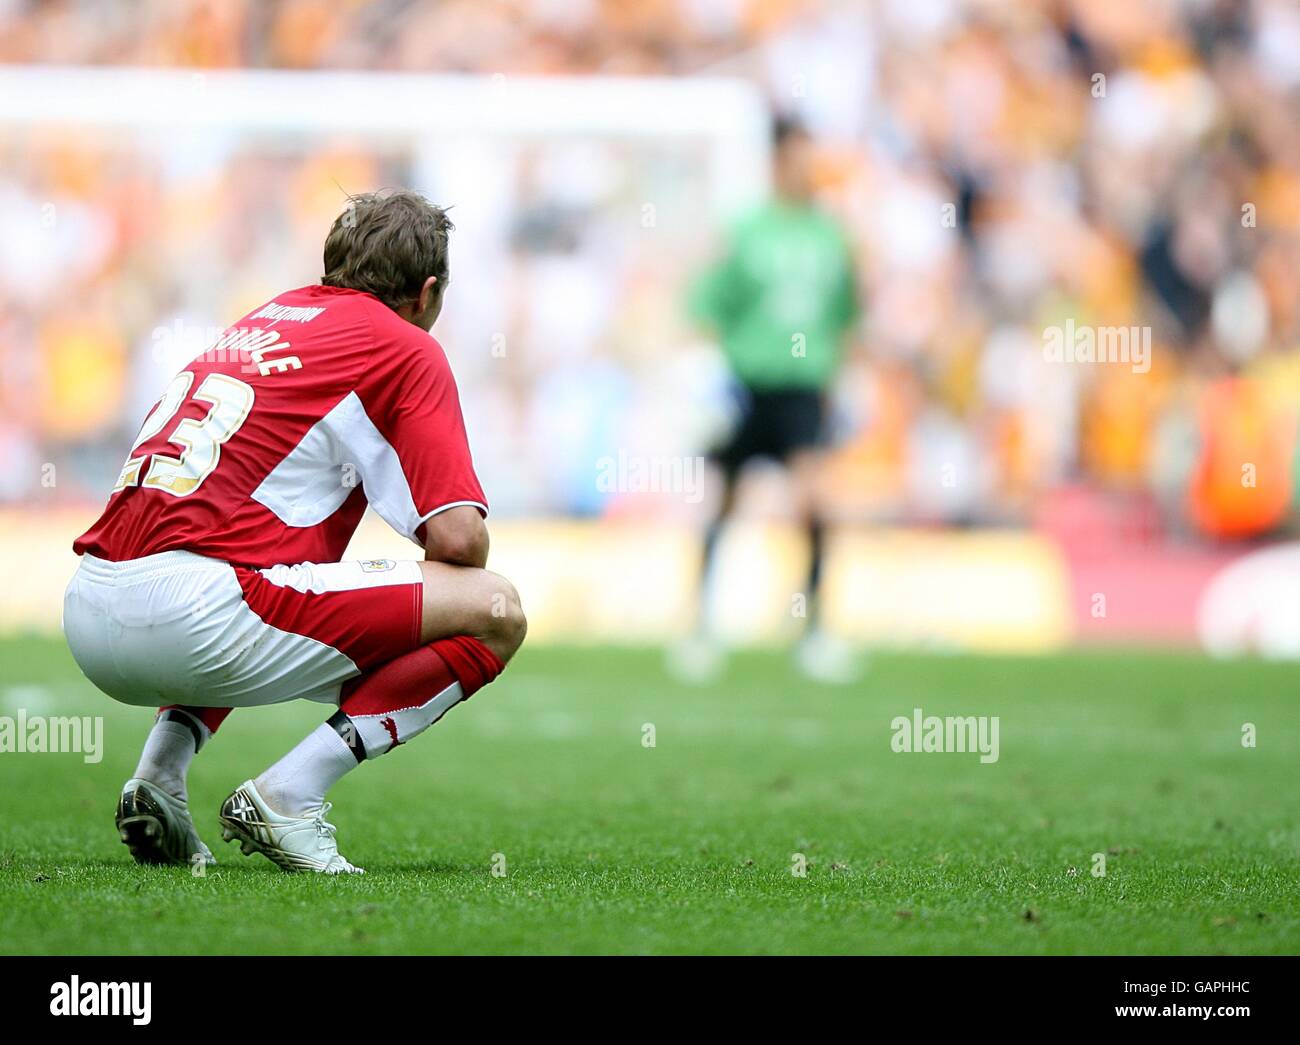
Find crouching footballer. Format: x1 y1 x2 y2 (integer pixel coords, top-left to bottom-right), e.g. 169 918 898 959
63 191 527 874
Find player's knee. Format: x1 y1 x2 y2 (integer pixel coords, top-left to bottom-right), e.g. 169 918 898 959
482 572 527 661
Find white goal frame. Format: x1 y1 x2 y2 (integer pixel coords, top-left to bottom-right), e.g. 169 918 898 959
0 65 771 214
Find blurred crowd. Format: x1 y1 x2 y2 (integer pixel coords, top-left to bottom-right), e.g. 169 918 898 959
3 0 1300 542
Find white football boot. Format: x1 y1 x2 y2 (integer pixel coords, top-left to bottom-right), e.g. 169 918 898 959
795 629 863 685
116 778 216 867
218 780 364 875
665 633 727 684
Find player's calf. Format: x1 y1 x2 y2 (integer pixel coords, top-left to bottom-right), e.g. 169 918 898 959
334 633 506 757
226 567 526 872
323 573 524 773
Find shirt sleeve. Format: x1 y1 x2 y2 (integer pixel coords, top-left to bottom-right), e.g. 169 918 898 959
351 321 487 548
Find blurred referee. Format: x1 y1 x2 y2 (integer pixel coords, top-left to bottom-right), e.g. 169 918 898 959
678 116 861 683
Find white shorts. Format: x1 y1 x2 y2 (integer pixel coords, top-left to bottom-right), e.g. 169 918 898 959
64 550 426 709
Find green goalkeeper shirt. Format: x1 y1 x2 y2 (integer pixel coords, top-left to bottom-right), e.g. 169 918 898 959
688 200 859 391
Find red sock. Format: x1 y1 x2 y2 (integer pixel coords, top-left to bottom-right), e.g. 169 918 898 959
160 705 233 736
336 636 504 757
427 635 505 698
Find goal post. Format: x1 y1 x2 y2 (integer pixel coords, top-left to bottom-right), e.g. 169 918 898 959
0 66 771 214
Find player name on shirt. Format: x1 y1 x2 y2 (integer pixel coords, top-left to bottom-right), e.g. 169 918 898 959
208 327 303 376
209 301 327 375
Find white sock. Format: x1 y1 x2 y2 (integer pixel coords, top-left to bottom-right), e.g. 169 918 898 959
254 723 358 818
133 710 208 802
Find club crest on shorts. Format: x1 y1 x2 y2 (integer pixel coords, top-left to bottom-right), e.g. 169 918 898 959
359 559 395 573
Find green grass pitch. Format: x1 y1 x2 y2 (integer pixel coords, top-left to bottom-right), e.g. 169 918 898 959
0 635 1296 955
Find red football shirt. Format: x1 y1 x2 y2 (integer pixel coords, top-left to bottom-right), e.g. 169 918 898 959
75 285 487 568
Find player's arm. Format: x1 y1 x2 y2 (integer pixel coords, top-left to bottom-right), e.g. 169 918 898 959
423 504 489 568
353 323 491 559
